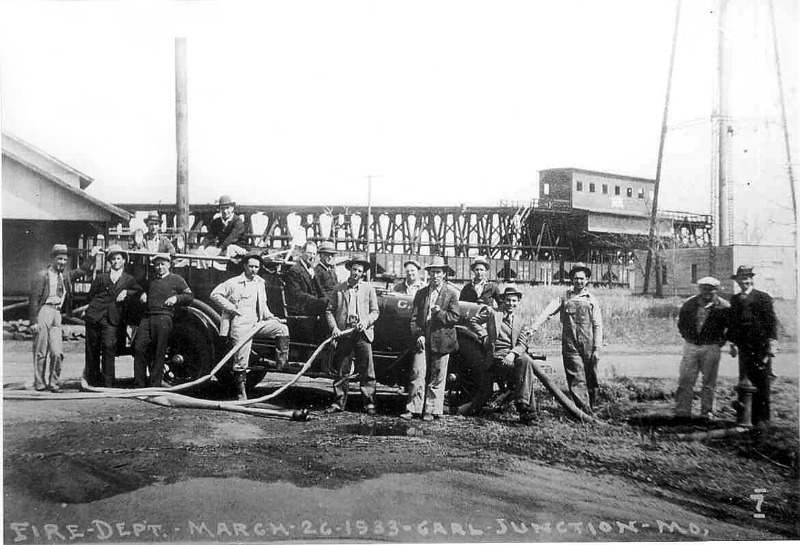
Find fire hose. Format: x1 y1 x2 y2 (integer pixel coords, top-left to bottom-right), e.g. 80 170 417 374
4 324 355 420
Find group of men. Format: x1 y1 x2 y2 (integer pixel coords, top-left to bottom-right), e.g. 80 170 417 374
675 267 778 427
28 195 778 427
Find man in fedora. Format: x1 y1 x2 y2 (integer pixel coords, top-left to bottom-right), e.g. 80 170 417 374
314 241 339 298
84 245 142 387
29 243 97 391
324 256 380 415
285 242 329 317
130 211 175 255
674 276 731 421
401 256 461 421
531 263 603 413
394 259 425 297
728 265 778 427
459 255 502 307
194 195 248 270
134 253 194 388
471 286 540 424
211 252 290 400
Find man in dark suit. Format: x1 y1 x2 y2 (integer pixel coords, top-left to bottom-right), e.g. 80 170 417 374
324 257 380 415
401 256 460 421
194 195 248 270
471 286 540 424
29 243 96 392
314 241 339 297
728 265 778 427
84 245 142 387
284 242 329 316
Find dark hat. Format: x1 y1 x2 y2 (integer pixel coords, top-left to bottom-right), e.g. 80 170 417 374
150 252 172 264
569 263 592 279
145 211 161 224
318 241 337 255
105 244 128 261
50 243 69 257
242 252 264 267
424 256 455 275
470 255 490 270
403 259 422 270
500 285 523 299
345 256 371 271
217 195 235 207
731 265 755 279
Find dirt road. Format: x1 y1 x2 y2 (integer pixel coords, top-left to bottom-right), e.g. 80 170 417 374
3 340 796 542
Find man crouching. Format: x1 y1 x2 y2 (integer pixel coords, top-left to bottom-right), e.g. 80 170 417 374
211 252 289 400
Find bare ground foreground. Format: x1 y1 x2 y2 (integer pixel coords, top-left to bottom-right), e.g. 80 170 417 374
3 340 799 543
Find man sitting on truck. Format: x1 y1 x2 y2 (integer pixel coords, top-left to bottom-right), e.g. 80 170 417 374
193 195 249 270
211 252 290 400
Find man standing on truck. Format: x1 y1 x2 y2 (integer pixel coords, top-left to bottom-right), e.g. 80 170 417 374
134 253 194 388
314 241 339 298
84 245 142 388
401 256 460 421
130 211 176 255
324 256 380 415
531 263 603 413
29 244 97 392
211 253 290 400
470 286 540 424
285 242 329 317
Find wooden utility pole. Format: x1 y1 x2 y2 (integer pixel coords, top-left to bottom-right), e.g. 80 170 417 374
364 174 379 281
643 0 681 296
175 37 190 234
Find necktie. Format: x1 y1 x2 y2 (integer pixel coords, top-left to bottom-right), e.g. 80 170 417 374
56 272 65 298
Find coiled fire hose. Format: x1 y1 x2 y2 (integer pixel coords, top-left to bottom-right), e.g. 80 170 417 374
4 324 355 420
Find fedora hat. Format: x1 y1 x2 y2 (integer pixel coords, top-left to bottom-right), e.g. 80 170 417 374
105 244 128 261
318 241 337 255
50 243 69 257
217 195 235 207
470 255 490 270
403 259 422 270
500 285 523 299
150 252 172 264
424 256 454 275
569 263 592 279
145 211 161 224
345 256 371 271
731 265 755 279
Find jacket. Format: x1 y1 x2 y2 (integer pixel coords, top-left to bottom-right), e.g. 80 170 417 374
85 271 142 326
459 280 502 307
284 261 324 315
677 294 730 345
29 265 90 322
210 273 276 336
728 288 777 351
314 263 339 297
475 309 535 360
203 215 248 251
325 280 379 342
393 279 424 296
129 234 176 255
410 282 460 354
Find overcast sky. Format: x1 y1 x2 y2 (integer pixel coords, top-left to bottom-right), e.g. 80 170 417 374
0 0 796 244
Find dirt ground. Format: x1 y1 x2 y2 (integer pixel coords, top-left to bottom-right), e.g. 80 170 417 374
3 340 799 543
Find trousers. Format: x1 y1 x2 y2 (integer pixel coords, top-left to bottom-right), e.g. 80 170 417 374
230 317 289 372
562 350 597 411
133 314 174 387
85 315 119 387
33 305 63 390
495 353 539 411
331 332 376 409
406 349 450 416
675 342 721 417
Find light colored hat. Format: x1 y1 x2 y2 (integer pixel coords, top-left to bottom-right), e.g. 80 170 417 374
318 241 337 254
424 256 454 275
50 243 69 257
150 252 172 263
105 244 128 261
697 276 720 287
217 195 235 207
470 255 490 270
403 259 422 270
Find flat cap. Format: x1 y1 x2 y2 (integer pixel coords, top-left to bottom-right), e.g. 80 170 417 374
697 276 720 287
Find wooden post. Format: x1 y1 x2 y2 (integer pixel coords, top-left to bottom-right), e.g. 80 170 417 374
175 37 190 234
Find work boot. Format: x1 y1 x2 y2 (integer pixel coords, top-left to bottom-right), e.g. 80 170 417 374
275 336 290 371
233 370 247 401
